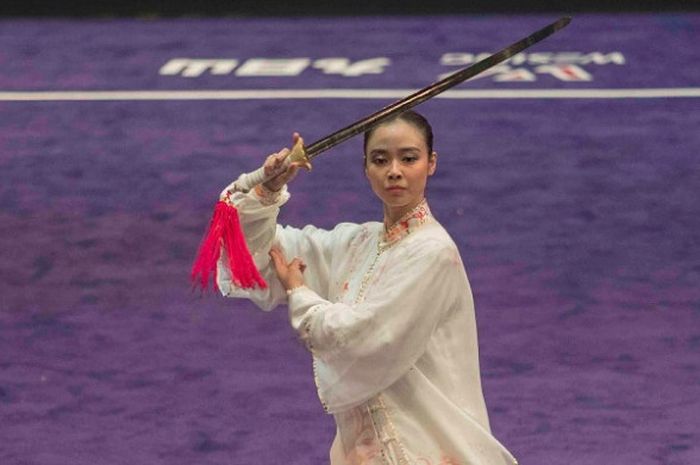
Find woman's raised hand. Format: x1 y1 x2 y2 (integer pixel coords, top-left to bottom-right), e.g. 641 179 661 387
261 132 304 192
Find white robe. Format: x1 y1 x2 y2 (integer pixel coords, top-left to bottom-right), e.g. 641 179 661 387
217 179 518 465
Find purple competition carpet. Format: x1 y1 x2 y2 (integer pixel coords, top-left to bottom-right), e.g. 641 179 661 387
0 14 698 465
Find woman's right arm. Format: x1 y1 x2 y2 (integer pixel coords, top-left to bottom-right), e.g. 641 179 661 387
215 178 292 310
216 135 360 311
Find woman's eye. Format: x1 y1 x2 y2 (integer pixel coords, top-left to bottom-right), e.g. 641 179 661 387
403 155 418 163
372 157 387 165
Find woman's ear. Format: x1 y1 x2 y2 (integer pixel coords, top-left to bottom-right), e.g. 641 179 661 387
428 152 438 176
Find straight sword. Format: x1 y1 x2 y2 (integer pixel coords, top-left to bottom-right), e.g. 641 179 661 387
233 16 571 193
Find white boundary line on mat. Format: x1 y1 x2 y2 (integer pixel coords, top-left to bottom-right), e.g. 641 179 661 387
0 88 699 101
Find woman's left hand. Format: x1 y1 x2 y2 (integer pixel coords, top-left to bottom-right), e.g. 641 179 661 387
269 246 306 291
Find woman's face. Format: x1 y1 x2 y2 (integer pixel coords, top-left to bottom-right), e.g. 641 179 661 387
364 119 437 215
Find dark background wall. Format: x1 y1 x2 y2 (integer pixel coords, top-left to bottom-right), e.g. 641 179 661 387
1 0 698 17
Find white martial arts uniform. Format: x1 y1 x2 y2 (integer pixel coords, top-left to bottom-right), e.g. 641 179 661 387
217 178 517 465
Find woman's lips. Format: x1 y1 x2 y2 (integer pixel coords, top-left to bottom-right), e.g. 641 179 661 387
386 186 406 191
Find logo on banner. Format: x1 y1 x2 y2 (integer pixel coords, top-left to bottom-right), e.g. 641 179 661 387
159 52 625 82
439 52 625 82
159 58 391 77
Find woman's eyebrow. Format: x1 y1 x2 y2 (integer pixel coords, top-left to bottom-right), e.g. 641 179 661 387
368 146 421 156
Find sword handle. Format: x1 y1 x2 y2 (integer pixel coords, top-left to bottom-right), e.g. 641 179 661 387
232 138 312 193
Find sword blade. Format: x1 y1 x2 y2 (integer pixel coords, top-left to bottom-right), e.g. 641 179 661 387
304 16 571 159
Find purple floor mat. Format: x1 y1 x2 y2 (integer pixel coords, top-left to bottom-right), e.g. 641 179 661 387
0 14 699 465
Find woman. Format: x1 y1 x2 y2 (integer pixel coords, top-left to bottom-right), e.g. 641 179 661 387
216 111 517 465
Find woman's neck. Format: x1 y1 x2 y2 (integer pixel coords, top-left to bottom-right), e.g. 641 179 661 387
383 197 425 229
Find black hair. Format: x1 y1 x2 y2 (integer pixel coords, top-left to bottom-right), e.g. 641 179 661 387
363 109 434 157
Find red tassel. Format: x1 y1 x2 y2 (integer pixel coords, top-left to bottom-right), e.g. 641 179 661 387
191 200 267 291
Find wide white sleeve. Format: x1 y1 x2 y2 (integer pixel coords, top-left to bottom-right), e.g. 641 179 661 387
287 240 463 413
216 177 360 311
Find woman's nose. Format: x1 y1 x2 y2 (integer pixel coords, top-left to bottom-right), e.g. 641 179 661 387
387 160 402 179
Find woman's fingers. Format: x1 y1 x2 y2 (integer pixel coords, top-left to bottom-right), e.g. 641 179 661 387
285 163 300 176
264 148 290 175
261 135 306 191
289 257 306 272
275 148 290 164
269 247 287 274
269 247 307 291
269 247 302 271
269 246 285 263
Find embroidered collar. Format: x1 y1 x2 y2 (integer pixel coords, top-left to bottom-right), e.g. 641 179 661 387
381 199 433 247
